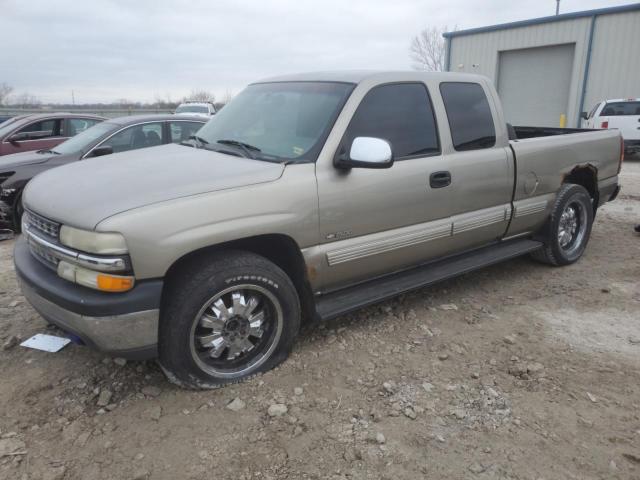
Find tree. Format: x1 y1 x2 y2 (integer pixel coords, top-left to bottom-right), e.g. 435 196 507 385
187 89 215 103
221 89 234 105
0 83 13 105
12 92 41 107
409 26 452 72
153 94 178 109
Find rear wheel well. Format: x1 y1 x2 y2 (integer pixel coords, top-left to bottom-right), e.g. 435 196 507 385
563 165 598 212
163 234 316 324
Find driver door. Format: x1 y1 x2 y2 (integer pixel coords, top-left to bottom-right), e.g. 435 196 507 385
315 82 456 292
4 118 62 155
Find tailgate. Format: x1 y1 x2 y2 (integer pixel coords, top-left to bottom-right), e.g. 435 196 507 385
607 115 640 141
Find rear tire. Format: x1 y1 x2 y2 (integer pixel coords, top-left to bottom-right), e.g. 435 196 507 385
158 250 300 389
530 184 593 266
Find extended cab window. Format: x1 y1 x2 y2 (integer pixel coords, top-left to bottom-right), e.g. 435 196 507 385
345 83 439 158
440 82 496 151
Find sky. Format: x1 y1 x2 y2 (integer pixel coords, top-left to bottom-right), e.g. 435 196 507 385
1 0 635 104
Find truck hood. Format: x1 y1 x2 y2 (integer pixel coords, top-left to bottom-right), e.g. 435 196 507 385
0 150 53 171
23 144 285 229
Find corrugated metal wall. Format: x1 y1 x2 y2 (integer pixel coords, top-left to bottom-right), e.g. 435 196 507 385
585 10 640 112
447 9 640 127
448 18 591 127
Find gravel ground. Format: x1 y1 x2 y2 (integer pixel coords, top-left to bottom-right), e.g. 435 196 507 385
0 160 639 480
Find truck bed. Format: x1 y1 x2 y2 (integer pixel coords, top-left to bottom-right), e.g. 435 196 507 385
512 125 596 139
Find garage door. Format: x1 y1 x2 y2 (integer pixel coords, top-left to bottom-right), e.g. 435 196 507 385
497 44 575 127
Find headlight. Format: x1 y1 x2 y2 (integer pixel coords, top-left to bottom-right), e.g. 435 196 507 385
58 261 135 292
59 225 128 255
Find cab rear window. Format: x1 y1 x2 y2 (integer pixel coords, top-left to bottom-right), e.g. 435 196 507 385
601 102 640 116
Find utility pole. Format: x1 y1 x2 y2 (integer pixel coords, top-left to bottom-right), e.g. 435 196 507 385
556 0 560 15
71 90 75 106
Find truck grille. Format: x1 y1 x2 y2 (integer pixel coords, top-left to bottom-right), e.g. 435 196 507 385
24 210 60 239
23 211 63 271
27 235 60 270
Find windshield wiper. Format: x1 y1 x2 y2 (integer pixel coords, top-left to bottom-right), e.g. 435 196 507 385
188 135 210 148
216 139 261 159
37 149 60 155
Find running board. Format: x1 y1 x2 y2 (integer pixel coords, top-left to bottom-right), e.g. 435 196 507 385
315 239 542 321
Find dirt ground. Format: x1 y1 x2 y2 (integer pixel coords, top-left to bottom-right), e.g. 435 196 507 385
0 161 639 480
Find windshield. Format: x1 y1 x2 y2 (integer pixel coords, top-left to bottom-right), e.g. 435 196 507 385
0 117 15 128
52 122 115 155
0 116 29 138
195 81 354 162
176 105 208 114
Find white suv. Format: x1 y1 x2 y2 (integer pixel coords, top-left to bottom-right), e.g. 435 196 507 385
175 102 216 118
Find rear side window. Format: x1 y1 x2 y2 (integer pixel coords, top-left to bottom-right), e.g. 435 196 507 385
64 118 101 136
169 121 203 143
601 101 640 116
99 122 164 153
345 83 439 159
440 82 496 151
588 102 601 119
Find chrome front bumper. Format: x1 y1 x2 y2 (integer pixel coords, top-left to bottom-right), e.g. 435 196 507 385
20 278 159 358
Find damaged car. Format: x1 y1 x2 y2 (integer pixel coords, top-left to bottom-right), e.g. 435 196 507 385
0 114 206 231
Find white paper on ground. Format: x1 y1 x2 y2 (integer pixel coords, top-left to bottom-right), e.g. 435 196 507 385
20 334 71 352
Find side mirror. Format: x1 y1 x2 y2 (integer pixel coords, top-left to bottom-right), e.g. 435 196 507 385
335 137 393 169
7 132 27 144
90 145 114 157
580 111 588 120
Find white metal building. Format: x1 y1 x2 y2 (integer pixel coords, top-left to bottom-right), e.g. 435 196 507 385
443 3 640 127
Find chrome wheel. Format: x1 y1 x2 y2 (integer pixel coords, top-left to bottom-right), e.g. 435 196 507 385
189 284 283 377
557 201 587 255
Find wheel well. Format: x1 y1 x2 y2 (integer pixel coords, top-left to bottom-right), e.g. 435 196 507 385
163 234 316 324
563 164 598 211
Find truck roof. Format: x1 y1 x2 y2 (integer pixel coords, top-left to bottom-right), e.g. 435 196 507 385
255 70 488 85
604 98 640 103
105 114 206 126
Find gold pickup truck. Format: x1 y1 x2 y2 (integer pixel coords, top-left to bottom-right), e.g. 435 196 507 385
14 71 623 388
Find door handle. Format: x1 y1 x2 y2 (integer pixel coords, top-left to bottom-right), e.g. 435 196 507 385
429 171 451 188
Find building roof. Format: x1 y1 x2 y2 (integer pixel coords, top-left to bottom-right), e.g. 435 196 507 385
255 70 487 84
443 2 640 38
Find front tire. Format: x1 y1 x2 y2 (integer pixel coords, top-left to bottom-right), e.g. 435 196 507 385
158 250 300 389
530 183 594 266
11 190 24 232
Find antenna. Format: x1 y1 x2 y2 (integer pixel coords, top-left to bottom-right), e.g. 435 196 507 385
556 0 560 15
